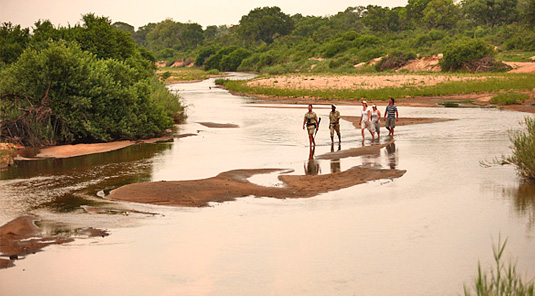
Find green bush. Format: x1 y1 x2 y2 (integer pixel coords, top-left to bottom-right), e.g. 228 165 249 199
501 117 535 181
220 48 252 71
0 43 181 146
441 39 495 71
490 92 529 105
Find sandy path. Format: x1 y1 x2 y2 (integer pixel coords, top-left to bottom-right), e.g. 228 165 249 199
504 61 535 74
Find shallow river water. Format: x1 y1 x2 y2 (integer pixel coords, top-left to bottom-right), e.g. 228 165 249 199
1 73 535 296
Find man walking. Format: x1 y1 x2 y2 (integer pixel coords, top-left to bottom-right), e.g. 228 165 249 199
384 97 399 137
303 104 319 147
329 104 341 143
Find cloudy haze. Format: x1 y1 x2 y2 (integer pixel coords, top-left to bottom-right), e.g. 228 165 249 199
1 0 408 30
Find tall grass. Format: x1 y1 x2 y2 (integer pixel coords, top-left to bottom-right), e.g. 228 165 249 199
464 237 534 296
218 73 535 101
490 92 530 105
502 117 535 181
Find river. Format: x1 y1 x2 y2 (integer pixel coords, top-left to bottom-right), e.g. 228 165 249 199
1 73 534 295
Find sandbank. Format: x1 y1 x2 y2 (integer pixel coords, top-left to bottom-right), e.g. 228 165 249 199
108 167 406 207
0 215 108 269
198 122 240 128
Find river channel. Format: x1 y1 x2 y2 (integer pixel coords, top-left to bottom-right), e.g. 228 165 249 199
1 73 535 296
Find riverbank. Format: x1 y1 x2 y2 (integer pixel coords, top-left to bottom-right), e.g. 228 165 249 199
218 73 535 114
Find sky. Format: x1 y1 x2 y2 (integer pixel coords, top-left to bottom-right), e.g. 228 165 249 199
1 0 408 30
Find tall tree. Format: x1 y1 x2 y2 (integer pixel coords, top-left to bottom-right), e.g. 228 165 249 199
237 6 294 44
0 22 30 65
461 0 519 28
422 0 460 29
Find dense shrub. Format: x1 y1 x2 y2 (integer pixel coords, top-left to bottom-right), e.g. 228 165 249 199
504 117 535 181
0 44 181 146
194 45 218 66
441 39 495 71
203 46 239 70
220 48 252 71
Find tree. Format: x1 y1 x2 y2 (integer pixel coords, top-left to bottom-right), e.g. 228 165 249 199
237 6 294 44
0 22 30 65
461 0 519 28
362 5 402 32
113 21 135 34
180 23 204 48
422 0 460 29
406 0 433 26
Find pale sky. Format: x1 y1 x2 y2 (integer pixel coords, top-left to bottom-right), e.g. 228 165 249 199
1 0 408 30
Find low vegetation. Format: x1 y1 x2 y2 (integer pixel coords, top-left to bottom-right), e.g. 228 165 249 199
502 117 535 181
490 92 530 105
216 73 535 102
464 237 534 296
158 67 221 83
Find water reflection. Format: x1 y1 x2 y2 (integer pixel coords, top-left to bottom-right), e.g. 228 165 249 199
305 146 320 175
330 143 341 173
505 183 535 230
0 142 172 216
386 142 398 169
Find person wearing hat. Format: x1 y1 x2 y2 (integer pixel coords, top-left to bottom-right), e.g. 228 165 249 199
359 100 375 141
370 104 381 139
303 104 319 147
329 104 341 143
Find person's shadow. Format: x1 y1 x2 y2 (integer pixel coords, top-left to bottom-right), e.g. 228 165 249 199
330 142 341 173
305 145 320 175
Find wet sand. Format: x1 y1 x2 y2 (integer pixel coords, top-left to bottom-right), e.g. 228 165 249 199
31 136 176 159
0 215 108 269
198 122 240 128
341 116 453 129
108 166 406 207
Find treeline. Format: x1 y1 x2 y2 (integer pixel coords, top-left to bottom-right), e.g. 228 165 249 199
116 0 535 73
0 14 184 147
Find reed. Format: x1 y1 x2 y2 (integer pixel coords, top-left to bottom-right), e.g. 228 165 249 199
464 236 534 296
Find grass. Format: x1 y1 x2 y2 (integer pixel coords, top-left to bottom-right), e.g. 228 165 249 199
506 116 535 181
496 51 535 62
218 73 535 102
464 236 534 296
490 92 530 105
157 67 222 82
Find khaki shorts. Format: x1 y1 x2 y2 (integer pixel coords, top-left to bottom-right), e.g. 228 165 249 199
361 121 368 129
307 124 316 135
330 123 340 137
373 121 380 133
385 118 396 128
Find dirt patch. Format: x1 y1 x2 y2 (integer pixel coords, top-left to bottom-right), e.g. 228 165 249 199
504 62 535 74
108 166 406 207
399 55 442 72
247 74 486 90
0 215 108 269
198 122 239 128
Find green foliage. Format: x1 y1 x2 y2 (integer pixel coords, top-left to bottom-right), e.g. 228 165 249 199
461 0 519 28
237 6 294 44
0 22 30 65
464 236 535 296
496 117 535 181
441 39 495 71
490 92 529 105
0 43 180 146
195 45 219 66
204 46 251 71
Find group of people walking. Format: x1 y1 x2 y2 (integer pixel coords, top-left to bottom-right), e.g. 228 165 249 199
303 98 399 146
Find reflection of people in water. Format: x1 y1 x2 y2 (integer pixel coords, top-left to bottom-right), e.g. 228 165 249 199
330 142 341 173
386 142 397 169
303 104 318 147
305 145 320 175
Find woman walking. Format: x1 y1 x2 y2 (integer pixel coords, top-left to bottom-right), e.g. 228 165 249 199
359 101 374 141
371 104 381 139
